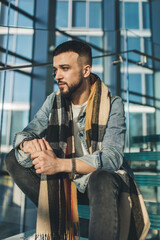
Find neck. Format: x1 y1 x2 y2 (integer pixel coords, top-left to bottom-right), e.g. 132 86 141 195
71 77 91 105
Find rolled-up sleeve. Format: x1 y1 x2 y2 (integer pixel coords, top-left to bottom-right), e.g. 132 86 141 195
13 92 55 166
78 96 126 171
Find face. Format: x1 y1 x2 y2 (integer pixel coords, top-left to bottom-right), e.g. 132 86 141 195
53 51 85 98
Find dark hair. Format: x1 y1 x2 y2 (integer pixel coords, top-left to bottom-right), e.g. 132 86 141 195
53 40 92 66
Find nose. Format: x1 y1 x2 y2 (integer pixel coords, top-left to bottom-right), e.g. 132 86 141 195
55 69 63 81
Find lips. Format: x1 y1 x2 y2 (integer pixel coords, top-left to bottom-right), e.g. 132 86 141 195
58 82 66 87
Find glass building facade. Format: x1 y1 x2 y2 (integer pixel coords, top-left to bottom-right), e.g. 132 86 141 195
0 0 160 239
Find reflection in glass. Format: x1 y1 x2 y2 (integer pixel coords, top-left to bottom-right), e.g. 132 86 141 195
72 1 86 27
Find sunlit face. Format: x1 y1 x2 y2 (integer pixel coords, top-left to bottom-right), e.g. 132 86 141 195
53 51 85 98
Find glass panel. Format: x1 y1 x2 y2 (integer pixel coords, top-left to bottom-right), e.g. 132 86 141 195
129 113 143 139
0 4 8 26
16 35 33 64
143 2 150 29
77 36 86 41
89 36 103 65
145 74 154 106
17 0 34 27
56 2 68 28
10 110 29 144
128 37 141 64
55 35 68 47
129 74 142 103
146 113 155 135
72 1 86 27
1 110 8 145
18 0 34 15
89 2 102 28
144 37 153 68
13 73 31 102
125 2 139 29
0 35 14 64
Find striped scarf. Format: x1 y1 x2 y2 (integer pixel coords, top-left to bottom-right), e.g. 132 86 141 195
35 73 110 240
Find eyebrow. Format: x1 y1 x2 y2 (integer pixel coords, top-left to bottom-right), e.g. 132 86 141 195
53 64 71 70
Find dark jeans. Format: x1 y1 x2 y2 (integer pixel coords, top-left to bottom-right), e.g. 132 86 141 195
5 149 126 240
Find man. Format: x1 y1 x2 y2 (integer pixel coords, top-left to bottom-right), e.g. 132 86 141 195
5 40 133 239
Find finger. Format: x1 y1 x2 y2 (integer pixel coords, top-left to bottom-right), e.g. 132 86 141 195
43 138 52 150
32 158 39 165
33 139 42 152
31 152 40 159
38 139 47 151
36 168 42 174
34 163 41 170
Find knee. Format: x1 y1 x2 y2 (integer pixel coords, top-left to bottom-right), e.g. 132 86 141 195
5 149 16 173
88 169 121 193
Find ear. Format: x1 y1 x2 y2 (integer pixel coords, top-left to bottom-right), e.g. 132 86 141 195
83 65 92 78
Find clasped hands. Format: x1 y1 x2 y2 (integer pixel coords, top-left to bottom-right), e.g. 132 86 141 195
21 138 62 175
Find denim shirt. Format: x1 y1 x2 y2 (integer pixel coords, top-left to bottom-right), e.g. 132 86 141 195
13 92 127 193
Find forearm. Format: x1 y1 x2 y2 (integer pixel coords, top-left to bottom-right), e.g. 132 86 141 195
60 158 96 175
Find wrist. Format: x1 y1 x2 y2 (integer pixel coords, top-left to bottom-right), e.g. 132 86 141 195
58 158 72 173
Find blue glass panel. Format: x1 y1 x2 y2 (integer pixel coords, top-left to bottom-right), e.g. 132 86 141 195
89 36 103 65
10 111 29 144
1 110 8 145
89 2 102 28
144 37 152 67
0 72 12 102
17 0 34 27
0 35 14 63
18 0 34 15
127 37 141 64
9 9 15 26
77 36 86 41
119 2 122 28
13 73 31 102
146 113 155 135
143 2 150 29
129 113 143 138
55 35 68 47
146 74 153 106
16 35 33 63
129 74 142 103
56 2 68 28
125 3 139 29
72 1 86 27
0 4 8 26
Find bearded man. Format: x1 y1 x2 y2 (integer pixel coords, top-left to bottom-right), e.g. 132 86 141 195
5 40 148 240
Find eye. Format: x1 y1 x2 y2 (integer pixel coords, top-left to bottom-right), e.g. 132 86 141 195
52 69 57 78
62 66 69 71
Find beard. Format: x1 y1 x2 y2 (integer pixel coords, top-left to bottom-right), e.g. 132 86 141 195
59 72 84 98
